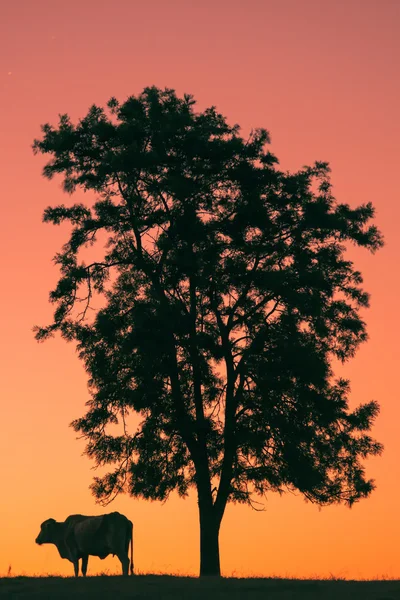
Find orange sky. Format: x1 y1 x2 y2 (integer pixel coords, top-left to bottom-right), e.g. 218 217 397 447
1 0 399 579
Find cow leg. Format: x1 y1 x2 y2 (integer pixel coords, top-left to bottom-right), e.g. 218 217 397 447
81 555 89 577
117 553 129 576
73 559 79 577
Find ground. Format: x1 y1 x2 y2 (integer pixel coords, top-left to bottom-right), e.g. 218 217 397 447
1 575 400 600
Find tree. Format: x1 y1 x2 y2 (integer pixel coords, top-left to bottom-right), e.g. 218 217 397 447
33 86 383 577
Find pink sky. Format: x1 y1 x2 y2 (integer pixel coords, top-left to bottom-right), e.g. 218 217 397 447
1 0 399 578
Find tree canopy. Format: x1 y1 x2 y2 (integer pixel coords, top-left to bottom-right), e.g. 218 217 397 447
33 86 383 576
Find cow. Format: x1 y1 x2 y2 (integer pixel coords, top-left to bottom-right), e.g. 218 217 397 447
35 511 133 577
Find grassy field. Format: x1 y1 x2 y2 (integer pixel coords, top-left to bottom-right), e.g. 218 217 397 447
1 575 400 600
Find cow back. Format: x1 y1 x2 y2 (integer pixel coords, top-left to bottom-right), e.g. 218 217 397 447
60 512 132 561
101 512 132 553
65 513 131 560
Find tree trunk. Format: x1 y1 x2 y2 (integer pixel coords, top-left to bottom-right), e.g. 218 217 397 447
199 507 221 576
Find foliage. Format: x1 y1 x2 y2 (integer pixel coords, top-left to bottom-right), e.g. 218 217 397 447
33 86 383 519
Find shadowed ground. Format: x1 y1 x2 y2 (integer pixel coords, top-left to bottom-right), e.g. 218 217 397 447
1 575 400 599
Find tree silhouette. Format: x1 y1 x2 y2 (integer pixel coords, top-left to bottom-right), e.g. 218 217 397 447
33 87 383 577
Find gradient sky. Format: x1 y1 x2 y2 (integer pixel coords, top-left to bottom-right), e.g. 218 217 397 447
1 0 399 579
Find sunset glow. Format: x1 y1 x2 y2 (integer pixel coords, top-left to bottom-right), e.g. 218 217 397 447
1 0 399 579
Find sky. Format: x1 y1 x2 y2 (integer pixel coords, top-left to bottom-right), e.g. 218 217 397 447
1 0 399 579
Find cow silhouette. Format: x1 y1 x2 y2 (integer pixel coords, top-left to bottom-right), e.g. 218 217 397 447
35 511 133 576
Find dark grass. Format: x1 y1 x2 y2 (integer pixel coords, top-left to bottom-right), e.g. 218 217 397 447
1 575 400 600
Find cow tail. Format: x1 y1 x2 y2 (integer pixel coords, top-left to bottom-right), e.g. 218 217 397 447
130 522 134 575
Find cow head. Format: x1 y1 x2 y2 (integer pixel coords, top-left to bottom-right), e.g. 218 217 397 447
35 518 57 545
